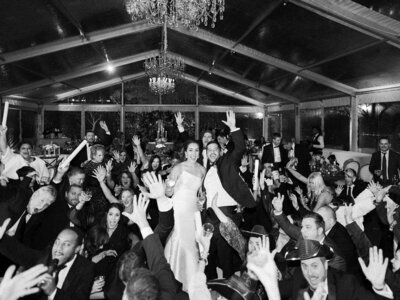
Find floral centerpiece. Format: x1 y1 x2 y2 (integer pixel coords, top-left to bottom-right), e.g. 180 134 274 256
42 142 60 157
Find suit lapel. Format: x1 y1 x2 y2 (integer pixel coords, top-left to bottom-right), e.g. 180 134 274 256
58 256 79 293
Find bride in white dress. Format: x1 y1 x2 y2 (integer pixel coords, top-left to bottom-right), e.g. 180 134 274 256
164 141 206 291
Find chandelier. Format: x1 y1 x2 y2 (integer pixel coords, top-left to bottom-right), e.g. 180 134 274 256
144 21 184 95
125 0 225 30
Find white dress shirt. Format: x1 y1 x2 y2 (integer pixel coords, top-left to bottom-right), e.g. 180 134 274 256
48 254 78 300
204 165 237 208
273 146 282 163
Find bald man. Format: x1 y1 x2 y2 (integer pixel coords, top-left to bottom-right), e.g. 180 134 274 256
317 206 360 275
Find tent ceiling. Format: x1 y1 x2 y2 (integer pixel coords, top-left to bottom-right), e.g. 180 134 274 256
1 0 400 106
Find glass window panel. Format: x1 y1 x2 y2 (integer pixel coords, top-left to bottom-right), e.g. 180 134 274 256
282 110 295 140
324 106 350 150
6 108 20 149
125 111 195 145
21 110 37 139
268 114 281 141
44 111 81 140
200 112 262 140
162 81 196 105
124 78 159 104
300 108 322 142
358 102 400 152
85 112 120 137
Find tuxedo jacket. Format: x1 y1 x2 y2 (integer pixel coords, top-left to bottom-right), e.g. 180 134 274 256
70 129 112 167
213 129 257 208
261 143 288 166
274 212 347 272
0 177 33 231
326 222 359 274
297 269 390 300
369 149 400 183
0 235 94 300
338 180 367 200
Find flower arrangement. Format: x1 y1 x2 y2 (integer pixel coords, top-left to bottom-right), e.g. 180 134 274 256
42 142 60 157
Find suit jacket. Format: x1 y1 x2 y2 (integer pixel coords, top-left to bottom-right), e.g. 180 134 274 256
297 268 390 300
338 180 367 201
71 129 112 167
274 212 347 272
346 221 400 300
142 233 185 300
369 150 400 183
0 235 94 300
327 222 359 274
214 129 257 208
0 177 33 230
261 143 288 167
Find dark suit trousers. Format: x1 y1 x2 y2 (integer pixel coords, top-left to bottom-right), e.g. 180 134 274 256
204 206 242 279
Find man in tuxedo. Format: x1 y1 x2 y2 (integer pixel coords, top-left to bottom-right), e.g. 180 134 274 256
261 133 287 170
285 239 392 300
336 168 367 201
272 194 346 272
0 227 94 300
71 120 112 167
203 110 257 279
369 136 400 185
283 139 311 177
175 112 213 168
316 206 360 274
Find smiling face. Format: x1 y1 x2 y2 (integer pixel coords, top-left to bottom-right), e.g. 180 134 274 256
121 190 134 208
151 157 160 171
120 173 132 188
301 218 323 241
207 142 220 163
69 172 85 186
107 207 121 230
120 151 127 162
27 186 56 214
301 257 328 290
52 229 80 265
19 143 32 160
379 138 390 153
185 142 200 162
202 132 213 148
86 132 95 144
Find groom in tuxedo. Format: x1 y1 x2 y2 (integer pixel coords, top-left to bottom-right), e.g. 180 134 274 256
203 110 257 279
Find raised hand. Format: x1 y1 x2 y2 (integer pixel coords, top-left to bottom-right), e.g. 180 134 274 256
112 150 120 162
376 185 391 203
122 193 150 228
132 135 141 146
128 161 137 173
343 203 354 225
272 193 284 213
367 181 382 196
358 246 388 290
105 160 113 175
141 172 165 199
0 264 48 300
174 112 184 127
294 185 303 196
0 125 7 136
246 235 278 282
114 185 122 196
286 158 298 170
92 166 107 182
288 193 299 210
78 191 92 204
99 121 109 132
221 110 236 130
335 184 344 196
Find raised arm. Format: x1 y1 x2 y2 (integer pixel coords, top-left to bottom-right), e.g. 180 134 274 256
285 159 308 184
132 136 148 168
0 126 8 155
92 166 119 203
272 193 302 240
223 110 245 164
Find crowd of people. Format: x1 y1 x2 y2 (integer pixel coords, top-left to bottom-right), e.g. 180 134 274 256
0 111 399 300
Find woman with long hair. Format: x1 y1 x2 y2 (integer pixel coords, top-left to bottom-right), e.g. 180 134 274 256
164 140 206 291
